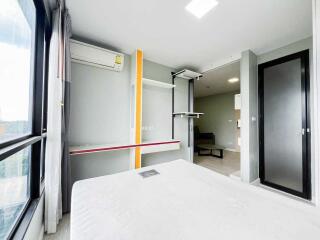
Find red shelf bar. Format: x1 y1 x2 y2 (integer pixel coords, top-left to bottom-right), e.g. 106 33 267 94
70 140 180 156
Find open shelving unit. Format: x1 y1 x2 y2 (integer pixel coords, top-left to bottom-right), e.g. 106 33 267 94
128 49 184 169
69 51 193 168
143 78 175 88
140 140 180 154
171 69 203 150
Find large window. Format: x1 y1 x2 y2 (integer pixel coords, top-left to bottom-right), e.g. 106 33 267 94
0 0 35 144
0 0 49 239
0 147 31 239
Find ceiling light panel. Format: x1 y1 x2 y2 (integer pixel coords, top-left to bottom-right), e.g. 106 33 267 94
185 0 219 19
228 78 239 83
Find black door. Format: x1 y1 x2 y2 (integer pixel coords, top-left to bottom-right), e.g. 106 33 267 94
258 50 311 199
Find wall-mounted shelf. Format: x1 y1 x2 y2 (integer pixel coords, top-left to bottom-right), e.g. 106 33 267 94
70 140 180 156
143 78 175 88
172 69 203 80
141 140 180 154
173 112 204 118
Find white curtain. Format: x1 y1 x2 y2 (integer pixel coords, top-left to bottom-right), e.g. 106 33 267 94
61 9 72 213
45 8 63 234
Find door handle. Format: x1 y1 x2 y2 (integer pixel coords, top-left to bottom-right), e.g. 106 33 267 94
301 128 305 135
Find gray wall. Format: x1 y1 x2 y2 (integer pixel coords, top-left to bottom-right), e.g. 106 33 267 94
69 55 190 184
194 92 239 150
70 55 132 184
142 60 173 142
70 57 131 146
257 37 312 64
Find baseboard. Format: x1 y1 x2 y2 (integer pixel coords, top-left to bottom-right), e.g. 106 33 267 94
229 170 241 181
250 178 261 186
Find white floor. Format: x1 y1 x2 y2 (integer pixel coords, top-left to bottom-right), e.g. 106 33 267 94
194 150 240 177
44 214 70 240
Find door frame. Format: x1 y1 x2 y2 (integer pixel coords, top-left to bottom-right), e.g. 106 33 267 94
258 50 311 199
312 0 320 207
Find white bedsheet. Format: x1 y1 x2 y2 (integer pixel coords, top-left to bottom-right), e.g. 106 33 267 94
71 159 320 240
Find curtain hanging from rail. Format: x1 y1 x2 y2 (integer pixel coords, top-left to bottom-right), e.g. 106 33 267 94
61 9 72 214
45 7 63 234
45 5 72 233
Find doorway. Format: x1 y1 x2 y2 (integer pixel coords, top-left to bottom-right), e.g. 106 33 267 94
193 61 241 178
258 50 311 199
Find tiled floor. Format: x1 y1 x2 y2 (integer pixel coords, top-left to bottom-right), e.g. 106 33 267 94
44 214 70 240
194 150 240 177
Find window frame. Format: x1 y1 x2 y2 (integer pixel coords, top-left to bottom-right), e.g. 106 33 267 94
0 0 51 239
40 17 51 182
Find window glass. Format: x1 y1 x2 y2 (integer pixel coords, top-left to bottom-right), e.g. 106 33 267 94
42 32 49 133
40 138 46 180
0 146 31 239
0 0 36 143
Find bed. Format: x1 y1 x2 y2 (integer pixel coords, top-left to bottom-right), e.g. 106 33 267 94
71 159 320 240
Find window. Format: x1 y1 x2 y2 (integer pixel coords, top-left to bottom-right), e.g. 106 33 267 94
0 147 31 239
0 0 36 144
40 138 47 181
0 0 49 238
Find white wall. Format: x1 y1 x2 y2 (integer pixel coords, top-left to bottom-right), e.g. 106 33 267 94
69 54 190 184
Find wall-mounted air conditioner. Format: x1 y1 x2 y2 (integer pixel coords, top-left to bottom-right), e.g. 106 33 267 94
70 39 124 72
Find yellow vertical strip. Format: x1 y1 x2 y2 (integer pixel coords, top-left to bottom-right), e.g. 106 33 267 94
135 49 143 169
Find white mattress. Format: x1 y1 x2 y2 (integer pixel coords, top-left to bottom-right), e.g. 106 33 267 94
71 159 320 240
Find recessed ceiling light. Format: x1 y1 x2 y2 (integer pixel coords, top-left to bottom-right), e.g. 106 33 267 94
185 0 219 19
228 78 239 83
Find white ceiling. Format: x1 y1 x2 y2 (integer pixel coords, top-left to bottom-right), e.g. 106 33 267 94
66 0 312 70
195 61 240 98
